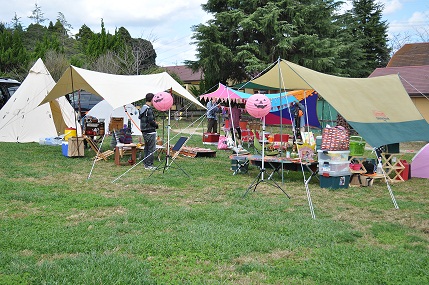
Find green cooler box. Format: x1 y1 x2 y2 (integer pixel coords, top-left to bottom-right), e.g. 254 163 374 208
319 175 350 189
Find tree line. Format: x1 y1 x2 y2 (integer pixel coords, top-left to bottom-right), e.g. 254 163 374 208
0 0 424 95
0 4 158 82
187 0 394 89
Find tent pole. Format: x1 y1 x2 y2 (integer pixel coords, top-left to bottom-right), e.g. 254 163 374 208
277 59 317 219
373 147 399 209
277 57 285 183
87 132 108 180
69 66 83 157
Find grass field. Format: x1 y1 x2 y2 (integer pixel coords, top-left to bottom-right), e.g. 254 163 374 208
0 123 428 284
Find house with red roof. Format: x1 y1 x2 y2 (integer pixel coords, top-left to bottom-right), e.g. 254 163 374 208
369 42 429 123
161 65 204 111
163 65 203 92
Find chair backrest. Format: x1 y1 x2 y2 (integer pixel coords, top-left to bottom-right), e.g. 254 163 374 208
172 136 188 152
252 130 279 156
252 130 263 153
273 133 289 143
85 136 100 153
171 136 189 160
241 130 250 142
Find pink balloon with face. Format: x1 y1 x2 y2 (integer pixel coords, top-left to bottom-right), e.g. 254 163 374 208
245 94 271 118
153 91 174 111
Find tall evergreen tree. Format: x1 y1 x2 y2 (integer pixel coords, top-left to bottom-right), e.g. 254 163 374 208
0 28 29 76
187 0 349 88
28 3 47 25
11 13 24 31
350 0 390 76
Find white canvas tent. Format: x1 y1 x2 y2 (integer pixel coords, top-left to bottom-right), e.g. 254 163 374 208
0 59 79 143
87 100 142 136
39 66 206 110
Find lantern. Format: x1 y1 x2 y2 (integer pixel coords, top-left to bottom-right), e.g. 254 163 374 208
153 91 174 111
245 93 271 118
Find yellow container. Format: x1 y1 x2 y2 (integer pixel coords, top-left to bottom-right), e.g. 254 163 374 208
64 128 77 141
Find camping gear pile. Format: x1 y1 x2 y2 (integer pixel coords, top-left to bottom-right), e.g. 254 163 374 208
318 126 351 189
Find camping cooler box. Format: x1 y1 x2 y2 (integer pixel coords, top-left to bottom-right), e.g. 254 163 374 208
203 133 220 144
319 174 350 189
62 142 68 157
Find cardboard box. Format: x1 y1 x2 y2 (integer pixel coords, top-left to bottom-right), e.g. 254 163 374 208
350 174 373 187
67 137 85 157
109 117 124 131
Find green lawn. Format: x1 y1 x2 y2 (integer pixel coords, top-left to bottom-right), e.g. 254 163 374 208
0 128 428 284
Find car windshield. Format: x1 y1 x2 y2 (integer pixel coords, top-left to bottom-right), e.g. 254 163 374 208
69 91 103 112
7 85 19 96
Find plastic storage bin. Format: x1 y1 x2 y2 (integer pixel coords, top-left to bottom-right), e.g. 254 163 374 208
317 150 350 162
349 136 365 156
318 160 351 174
319 175 350 189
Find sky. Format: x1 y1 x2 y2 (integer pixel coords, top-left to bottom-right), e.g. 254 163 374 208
0 0 428 67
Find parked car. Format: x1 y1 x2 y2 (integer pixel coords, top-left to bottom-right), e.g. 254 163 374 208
0 78 21 109
68 90 103 116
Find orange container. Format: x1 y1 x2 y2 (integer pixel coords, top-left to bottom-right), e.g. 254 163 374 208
239 121 248 130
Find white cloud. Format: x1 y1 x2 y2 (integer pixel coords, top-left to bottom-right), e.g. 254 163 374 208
380 0 403 15
1 0 209 66
408 10 428 23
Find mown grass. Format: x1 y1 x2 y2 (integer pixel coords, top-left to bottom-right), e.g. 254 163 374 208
0 124 428 284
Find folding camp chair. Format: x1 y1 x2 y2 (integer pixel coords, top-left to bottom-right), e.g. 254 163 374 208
252 130 279 156
232 157 249 175
150 136 190 177
84 135 114 162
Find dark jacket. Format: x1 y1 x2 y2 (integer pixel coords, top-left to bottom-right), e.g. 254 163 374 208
139 104 158 133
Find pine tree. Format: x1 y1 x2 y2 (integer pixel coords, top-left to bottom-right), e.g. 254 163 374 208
187 0 352 88
28 3 47 25
350 0 391 76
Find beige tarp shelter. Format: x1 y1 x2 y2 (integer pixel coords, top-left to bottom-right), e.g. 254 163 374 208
252 60 429 147
0 59 79 143
39 66 206 110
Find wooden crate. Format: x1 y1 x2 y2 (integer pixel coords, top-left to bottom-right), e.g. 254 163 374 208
67 137 85 157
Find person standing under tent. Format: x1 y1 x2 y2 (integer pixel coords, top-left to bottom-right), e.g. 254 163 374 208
290 101 305 140
139 93 159 170
227 102 243 148
206 97 221 133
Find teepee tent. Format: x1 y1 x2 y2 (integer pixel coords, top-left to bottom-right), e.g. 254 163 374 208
87 100 142 136
0 59 78 143
39 66 206 110
411 143 429 179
